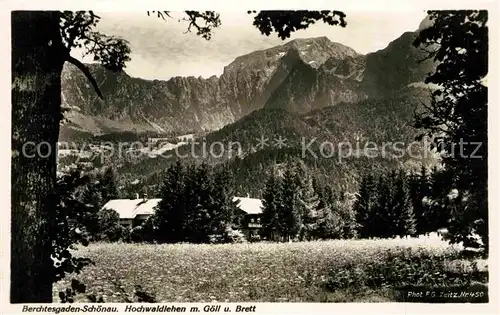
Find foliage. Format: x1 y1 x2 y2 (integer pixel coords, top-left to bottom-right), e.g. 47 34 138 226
261 168 283 241
261 161 357 241
59 11 131 72
130 217 157 243
250 10 346 40
394 171 417 237
152 162 239 244
99 166 120 202
95 209 124 242
325 247 487 294
51 171 97 302
133 285 158 303
279 165 303 241
297 168 321 240
209 227 247 244
413 10 488 252
53 170 127 245
58 279 87 303
373 171 398 238
353 174 377 238
354 169 421 239
51 172 95 282
331 193 358 239
408 165 432 234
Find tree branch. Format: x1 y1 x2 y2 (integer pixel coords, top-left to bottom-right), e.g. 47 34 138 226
66 55 103 99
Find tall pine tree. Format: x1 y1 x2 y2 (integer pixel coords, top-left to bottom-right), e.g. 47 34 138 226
374 171 397 238
394 171 417 238
154 161 186 243
210 166 239 241
279 165 302 241
409 165 432 235
261 168 283 241
298 171 321 241
99 166 120 203
354 173 377 238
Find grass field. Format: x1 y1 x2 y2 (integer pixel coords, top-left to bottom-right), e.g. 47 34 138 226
53 234 488 303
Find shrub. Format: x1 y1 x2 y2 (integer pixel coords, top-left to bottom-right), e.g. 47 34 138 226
325 247 488 293
130 226 145 243
209 227 247 244
130 218 157 243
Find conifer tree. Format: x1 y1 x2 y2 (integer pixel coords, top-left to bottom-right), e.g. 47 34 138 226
99 167 120 202
428 166 454 231
210 166 239 240
95 209 122 241
80 178 103 239
261 168 283 241
413 10 488 252
184 163 212 243
408 171 422 234
409 165 432 235
195 164 238 243
298 172 321 240
394 171 417 237
336 191 358 239
419 165 431 229
374 172 397 238
154 162 240 243
279 165 302 241
315 204 342 239
354 173 377 238
154 161 186 243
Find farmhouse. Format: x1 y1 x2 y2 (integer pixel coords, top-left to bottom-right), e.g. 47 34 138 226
232 197 263 239
101 196 263 236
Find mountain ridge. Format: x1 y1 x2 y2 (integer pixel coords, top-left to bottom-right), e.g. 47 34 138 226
60 30 434 140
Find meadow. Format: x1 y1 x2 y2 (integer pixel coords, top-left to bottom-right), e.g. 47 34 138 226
53 234 488 303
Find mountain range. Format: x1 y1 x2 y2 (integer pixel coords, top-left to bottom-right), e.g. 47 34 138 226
60 26 434 139
60 20 438 196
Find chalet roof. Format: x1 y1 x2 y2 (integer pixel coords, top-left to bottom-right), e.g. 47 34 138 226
102 196 263 219
102 198 161 219
233 197 263 215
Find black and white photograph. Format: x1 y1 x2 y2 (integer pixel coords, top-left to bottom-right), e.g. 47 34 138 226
4 1 496 312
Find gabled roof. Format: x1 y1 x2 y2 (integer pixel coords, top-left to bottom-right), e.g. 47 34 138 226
102 198 161 219
233 197 263 215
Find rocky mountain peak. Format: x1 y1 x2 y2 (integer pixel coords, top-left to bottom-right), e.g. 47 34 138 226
60 30 434 139
283 36 360 68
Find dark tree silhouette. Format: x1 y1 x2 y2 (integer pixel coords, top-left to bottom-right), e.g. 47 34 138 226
393 171 416 238
261 168 283 241
154 161 186 243
11 10 348 302
413 10 488 252
279 165 302 241
250 10 346 40
354 173 377 238
374 171 398 238
99 166 120 202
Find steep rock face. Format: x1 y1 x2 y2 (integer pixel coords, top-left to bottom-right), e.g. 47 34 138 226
61 65 235 135
60 31 433 138
264 50 367 113
263 31 435 112
361 31 435 98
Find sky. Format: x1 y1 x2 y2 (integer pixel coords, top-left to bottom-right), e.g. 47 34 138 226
74 10 428 80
